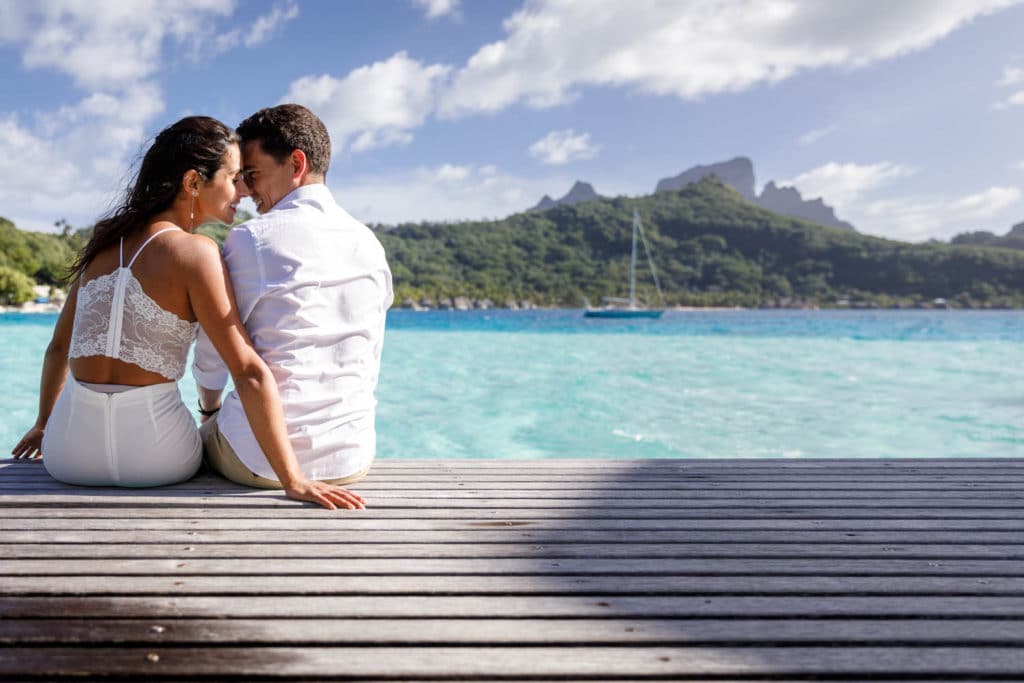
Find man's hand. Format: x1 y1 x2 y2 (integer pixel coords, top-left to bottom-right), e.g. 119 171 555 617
12 426 45 459
284 478 367 510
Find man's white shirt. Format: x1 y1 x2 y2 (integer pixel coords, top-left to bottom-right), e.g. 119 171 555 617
192 184 393 480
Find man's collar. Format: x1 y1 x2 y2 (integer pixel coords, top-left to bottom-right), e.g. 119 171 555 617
272 183 333 211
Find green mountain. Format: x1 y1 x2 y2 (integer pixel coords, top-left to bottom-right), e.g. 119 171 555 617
951 222 1024 250
377 178 1024 308
0 217 78 304
4 180 1024 308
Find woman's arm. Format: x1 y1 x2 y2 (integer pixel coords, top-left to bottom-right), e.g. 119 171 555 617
185 236 365 510
11 281 78 459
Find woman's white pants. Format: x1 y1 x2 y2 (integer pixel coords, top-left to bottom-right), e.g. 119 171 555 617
42 376 201 487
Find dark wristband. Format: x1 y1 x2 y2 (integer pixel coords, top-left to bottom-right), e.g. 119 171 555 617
198 401 220 417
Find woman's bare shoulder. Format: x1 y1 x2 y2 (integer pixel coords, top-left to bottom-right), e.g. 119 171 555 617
152 224 222 267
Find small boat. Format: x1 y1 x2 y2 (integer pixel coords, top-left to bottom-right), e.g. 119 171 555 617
584 209 665 319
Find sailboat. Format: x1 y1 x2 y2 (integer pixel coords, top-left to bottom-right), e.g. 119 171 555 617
584 209 665 318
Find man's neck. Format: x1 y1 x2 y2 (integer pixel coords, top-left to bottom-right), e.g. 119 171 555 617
298 175 326 187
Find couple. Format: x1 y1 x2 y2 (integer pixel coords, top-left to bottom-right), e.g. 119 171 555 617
10 105 393 511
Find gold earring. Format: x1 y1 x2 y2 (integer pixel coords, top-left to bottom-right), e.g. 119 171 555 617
189 190 198 229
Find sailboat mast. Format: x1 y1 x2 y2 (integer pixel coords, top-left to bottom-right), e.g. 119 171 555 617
630 209 638 309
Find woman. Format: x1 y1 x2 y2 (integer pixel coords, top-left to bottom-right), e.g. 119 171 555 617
10 116 364 511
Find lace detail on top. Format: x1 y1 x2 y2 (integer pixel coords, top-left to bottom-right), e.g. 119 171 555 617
68 229 198 380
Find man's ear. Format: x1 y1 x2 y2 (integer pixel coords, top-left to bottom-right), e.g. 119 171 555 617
290 150 308 181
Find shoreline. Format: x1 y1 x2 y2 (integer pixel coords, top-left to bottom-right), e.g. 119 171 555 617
5 304 1024 316
0 303 63 314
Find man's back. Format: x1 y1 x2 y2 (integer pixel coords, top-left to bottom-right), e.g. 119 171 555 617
193 184 393 480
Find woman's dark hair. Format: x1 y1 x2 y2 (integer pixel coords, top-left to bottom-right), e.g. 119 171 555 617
236 104 331 177
67 116 238 283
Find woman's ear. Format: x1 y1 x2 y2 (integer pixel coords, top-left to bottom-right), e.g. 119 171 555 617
181 169 202 195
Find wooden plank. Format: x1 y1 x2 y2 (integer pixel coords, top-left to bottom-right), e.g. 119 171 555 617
14 484 1024 499
10 473 1024 487
5 492 1024 508
13 481 1024 498
11 471 1024 495
3 646 1024 677
8 458 1024 474
5 538 1024 558
7 516 1024 531
4 595 1024 618
2 541 1024 560
10 471 1024 488
11 467 1024 481
2 556 1020 575
1 574 1021 596
4 617 1024 645
2 506 1023 520
9 528 1024 540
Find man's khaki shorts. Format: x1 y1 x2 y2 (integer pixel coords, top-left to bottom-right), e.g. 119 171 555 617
199 413 371 490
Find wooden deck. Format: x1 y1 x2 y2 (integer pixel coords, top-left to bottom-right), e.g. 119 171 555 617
2 457 1024 681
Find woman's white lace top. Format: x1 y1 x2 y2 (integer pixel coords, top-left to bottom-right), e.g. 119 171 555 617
69 229 198 380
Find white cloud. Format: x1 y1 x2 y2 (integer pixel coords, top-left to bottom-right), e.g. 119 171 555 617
247 1 299 46
785 161 915 208
43 84 166 177
997 66 1024 86
439 0 1016 117
413 0 460 20
0 0 235 90
993 89 1024 109
798 124 837 146
333 164 564 225
0 1 254 232
0 115 80 196
0 114 117 232
861 187 1022 241
784 161 1022 241
283 51 451 154
213 1 299 53
1013 161 1024 170
529 129 599 165
435 164 471 181
0 78 171 231
992 63 1024 108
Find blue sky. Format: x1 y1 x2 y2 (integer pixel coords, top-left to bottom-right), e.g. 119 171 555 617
1 0 1022 241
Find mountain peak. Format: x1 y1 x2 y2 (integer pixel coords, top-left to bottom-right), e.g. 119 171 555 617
530 180 602 211
656 161 854 231
656 157 756 201
534 195 557 211
757 181 855 231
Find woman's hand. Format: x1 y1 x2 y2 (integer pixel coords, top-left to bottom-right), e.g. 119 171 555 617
284 478 367 510
12 426 45 459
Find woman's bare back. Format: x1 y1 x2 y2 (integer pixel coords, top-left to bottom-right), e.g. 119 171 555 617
71 224 200 386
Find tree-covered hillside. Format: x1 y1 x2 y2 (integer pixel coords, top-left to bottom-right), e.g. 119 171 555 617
0 217 77 304
952 222 1024 250
378 179 1024 308
4 180 1024 308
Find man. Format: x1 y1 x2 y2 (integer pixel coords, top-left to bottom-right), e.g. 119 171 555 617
193 104 393 489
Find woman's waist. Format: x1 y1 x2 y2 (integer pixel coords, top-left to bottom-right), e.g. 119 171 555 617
66 374 182 404
70 354 184 385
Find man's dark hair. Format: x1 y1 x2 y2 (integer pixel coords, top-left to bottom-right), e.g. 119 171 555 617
237 104 331 177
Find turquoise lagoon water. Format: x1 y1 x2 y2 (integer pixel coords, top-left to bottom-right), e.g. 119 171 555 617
2 309 1023 459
